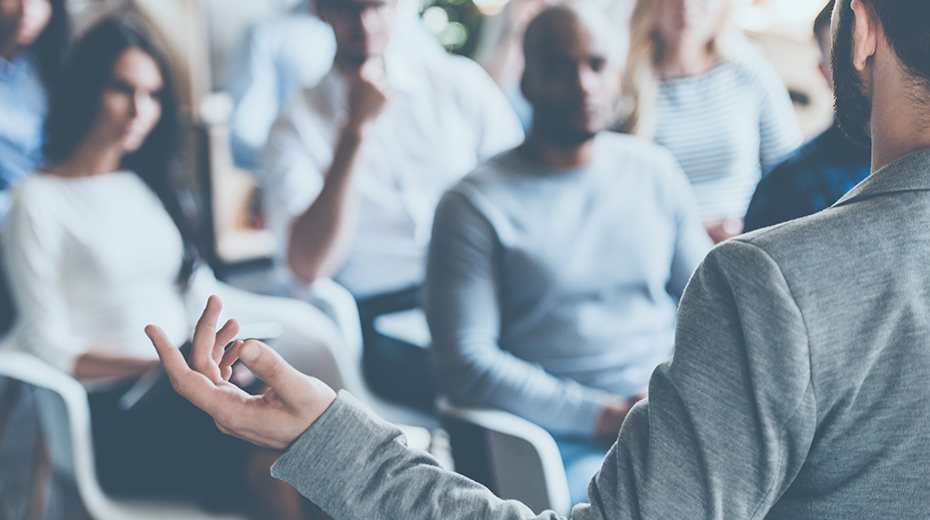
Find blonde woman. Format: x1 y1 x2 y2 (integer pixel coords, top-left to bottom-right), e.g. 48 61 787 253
622 0 802 242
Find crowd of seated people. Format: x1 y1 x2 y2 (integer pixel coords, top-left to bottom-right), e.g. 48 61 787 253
259 0 524 410
1 11 342 520
0 0 880 518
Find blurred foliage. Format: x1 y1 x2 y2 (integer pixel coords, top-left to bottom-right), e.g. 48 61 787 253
420 0 487 57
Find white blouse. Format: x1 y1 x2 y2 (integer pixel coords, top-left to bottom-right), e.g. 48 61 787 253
2 172 217 373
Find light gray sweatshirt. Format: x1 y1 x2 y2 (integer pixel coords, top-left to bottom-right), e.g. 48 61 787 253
424 132 711 436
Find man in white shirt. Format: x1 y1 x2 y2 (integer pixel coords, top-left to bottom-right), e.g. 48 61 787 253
262 0 524 408
226 0 442 169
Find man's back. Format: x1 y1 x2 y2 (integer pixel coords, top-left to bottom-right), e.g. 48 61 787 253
739 148 930 517
605 148 930 519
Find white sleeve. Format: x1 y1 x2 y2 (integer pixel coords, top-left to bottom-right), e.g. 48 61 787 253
227 25 283 170
261 95 329 261
3 188 86 373
453 57 525 161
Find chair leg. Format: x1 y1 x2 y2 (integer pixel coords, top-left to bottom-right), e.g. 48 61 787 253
25 426 51 520
0 378 24 445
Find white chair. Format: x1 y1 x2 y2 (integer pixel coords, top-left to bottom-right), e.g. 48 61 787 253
307 279 439 437
0 350 248 520
437 397 572 516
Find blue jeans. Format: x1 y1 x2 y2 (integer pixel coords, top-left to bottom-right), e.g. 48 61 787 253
554 436 613 506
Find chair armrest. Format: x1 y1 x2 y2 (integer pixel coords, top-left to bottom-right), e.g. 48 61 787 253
307 278 363 361
0 350 114 517
436 397 571 514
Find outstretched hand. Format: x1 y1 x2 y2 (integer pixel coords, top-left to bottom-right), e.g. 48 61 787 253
146 295 337 450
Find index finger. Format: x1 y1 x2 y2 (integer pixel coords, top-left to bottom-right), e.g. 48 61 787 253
146 324 234 417
146 324 194 382
190 295 223 379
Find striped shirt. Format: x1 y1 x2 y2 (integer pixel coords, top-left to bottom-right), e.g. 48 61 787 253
653 60 802 220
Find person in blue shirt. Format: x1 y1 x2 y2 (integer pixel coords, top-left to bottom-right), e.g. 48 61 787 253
225 0 443 170
743 0 870 232
224 0 336 169
0 0 68 211
0 0 68 335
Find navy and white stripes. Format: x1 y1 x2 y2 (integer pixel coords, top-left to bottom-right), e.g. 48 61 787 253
653 60 802 220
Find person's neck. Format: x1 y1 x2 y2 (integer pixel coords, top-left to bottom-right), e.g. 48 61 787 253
0 42 24 64
55 141 123 178
868 68 930 172
658 41 717 79
518 131 597 171
334 53 385 76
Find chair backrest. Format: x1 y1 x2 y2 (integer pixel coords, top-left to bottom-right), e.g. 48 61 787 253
0 350 255 520
437 398 572 515
0 351 117 518
306 279 440 430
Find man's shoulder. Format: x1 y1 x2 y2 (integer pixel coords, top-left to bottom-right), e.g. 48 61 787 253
750 128 871 223
730 199 874 282
722 57 783 89
274 72 342 127
594 132 692 198
251 12 331 39
596 132 677 166
419 53 503 99
428 53 490 80
756 136 827 192
452 150 518 192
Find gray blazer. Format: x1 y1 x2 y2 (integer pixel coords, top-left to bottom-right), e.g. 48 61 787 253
272 148 930 519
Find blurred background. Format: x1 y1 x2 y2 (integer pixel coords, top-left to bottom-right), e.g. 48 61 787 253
57 0 831 273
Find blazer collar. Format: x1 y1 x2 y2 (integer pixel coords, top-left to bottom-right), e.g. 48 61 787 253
834 148 930 207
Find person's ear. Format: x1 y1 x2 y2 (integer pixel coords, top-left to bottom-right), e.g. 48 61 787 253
818 61 832 86
520 68 535 104
315 1 331 24
849 0 878 72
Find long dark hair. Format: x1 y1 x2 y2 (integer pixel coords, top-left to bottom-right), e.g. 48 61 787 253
32 0 70 87
43 14 199 287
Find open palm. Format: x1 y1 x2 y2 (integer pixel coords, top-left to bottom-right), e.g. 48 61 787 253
146 295 337 450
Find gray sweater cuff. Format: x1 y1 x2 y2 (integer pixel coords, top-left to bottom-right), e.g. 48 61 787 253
270 391 407 500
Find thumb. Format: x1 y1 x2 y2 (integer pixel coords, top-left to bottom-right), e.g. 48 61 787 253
238 340 309 403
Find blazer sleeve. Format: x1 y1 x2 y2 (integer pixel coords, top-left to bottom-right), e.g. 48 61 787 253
270 238 818 519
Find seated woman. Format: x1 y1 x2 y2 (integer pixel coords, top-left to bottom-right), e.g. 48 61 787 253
1 14 341 520
427 5 712 506
621 0 803 242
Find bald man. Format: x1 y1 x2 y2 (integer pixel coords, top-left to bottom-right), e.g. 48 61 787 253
148 0 930 517
424 4 709 505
